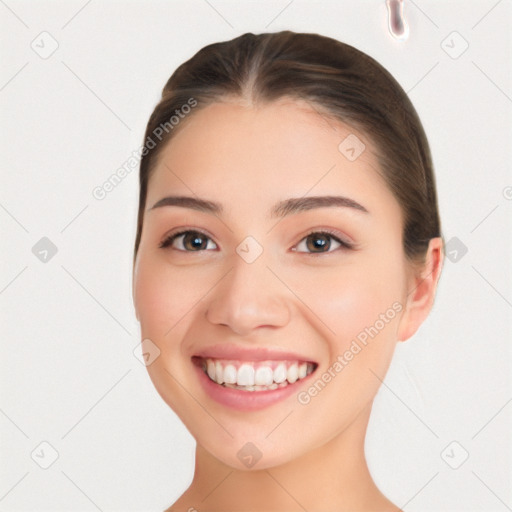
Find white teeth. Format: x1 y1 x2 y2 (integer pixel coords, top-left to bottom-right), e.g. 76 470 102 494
237 364 255 386
287 363 299 384
215 361 224 384
273 363 287 384
201 358 316 389
207 360 216 381
224 364 237 384
224 382 283 392
254 366 274 386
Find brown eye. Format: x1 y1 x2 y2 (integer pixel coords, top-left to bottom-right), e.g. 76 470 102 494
159 230 217 251
307 233 332 252
294 231 353 254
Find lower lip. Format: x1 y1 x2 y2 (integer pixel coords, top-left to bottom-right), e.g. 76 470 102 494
193 361 316 412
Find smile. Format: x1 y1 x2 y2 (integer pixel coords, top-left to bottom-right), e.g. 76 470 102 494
195 357 317 391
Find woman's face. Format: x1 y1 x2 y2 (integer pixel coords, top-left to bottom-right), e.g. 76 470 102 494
133 98 418 469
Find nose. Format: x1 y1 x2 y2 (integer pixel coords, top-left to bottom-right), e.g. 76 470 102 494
205 256 291 336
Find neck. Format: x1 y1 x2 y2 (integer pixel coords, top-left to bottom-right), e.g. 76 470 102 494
170 402 399 512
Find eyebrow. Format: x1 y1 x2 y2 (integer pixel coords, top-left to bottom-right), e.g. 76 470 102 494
148 195 369 217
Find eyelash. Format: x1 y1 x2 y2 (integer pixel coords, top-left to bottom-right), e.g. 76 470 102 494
158 228 354 255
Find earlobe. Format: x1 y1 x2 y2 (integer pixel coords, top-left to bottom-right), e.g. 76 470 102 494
397 237 444 342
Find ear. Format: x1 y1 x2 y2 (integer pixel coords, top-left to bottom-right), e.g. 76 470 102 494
397 237 444 342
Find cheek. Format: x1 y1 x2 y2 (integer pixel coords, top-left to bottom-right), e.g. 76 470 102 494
133 261 169 337
285 260 405 431
133 254 205 339
286 255 406 354
133 254 208 409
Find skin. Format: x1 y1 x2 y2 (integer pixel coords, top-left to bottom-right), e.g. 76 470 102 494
132 97 443 512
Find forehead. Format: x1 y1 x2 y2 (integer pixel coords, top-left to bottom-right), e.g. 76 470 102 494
146 98 399 221
157 97 373 168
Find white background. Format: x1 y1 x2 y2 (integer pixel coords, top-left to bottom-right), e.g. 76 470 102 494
1 0 511 510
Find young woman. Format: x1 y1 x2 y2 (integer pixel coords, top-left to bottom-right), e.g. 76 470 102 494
132 31 444 512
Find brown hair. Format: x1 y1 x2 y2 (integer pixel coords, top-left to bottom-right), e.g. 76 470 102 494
133 31 442 267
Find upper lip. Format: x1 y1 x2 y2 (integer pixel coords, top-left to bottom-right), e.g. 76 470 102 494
193 344 318 363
